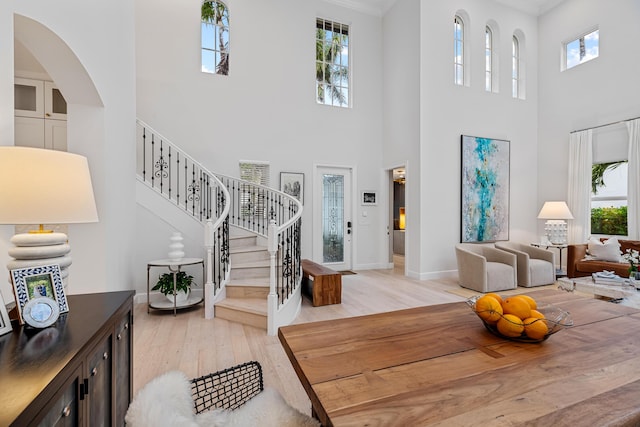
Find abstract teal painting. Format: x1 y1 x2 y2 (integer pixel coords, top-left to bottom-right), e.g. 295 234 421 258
461 135 510 243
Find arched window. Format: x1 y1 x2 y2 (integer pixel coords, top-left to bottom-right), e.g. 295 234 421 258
454 15 464 86
512 35 520 98
485 26 493 92
512 30 526 99
201 0 229 75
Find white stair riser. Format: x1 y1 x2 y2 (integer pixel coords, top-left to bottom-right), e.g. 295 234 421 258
230 249 270 264
230 266 270 280
229 235 258 248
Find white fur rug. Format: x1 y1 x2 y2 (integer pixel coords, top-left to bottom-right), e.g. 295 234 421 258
126 371 320 427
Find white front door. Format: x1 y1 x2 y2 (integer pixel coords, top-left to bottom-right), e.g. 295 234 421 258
314 166 353 271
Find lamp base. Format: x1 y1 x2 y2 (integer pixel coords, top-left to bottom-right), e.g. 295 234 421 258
7 232 71 286
545 220 568 245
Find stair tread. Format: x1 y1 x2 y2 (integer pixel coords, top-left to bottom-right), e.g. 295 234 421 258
227 278 270 287
216 297 267 315
229 227 261 238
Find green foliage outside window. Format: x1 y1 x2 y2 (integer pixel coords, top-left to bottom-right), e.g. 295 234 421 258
591 206 627 235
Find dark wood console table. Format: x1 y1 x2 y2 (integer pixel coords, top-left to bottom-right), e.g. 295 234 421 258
0 290 134 426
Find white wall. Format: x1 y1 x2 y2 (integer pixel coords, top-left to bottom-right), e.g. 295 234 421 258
412 0 539 278
538 0 640 242
0 0 137 298
382 0 421 275
134 0 385 283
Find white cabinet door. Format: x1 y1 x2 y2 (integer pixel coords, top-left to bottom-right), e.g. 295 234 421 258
14 77 44 118
45 119 68 151
14 116 45 148
44 81 67 120
14 78 67 151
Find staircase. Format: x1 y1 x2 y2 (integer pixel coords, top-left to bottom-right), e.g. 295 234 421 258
136 119 303 335
214 227 271 329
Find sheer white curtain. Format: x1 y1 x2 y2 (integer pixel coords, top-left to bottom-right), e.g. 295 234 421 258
627 119 640 239
567 129 593 244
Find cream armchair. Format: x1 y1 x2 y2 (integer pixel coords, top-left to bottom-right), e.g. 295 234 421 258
495 242 555 287
455 244 517 293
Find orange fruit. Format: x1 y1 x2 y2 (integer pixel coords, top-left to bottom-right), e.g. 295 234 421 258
502 296 532 320
497 314 525 337
518 294 537 310
529 309 545 320
485 292 503 305
474 295 503 323
523 317 549 340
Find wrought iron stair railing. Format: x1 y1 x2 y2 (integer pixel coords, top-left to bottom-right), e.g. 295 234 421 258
136 119 302 334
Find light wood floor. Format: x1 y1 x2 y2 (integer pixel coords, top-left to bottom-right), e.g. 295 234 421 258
132 256 551 415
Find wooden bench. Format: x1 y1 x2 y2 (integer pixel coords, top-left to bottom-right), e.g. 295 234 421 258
301 259 342 307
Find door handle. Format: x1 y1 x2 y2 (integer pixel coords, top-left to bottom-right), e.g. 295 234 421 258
347 221 352 235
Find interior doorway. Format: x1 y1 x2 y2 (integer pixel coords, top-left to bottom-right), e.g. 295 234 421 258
389 166 406 272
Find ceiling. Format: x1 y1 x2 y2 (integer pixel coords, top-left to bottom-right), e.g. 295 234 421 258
328 0 566 17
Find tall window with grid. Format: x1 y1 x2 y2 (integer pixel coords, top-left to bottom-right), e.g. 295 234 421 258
316 18 349 108
201 0 229 75
454 16 464 86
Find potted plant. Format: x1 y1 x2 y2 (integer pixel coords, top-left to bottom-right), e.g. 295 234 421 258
152 271 193 304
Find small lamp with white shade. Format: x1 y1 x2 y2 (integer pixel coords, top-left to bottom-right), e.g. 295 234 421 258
0 147 99 285
537 201 574 245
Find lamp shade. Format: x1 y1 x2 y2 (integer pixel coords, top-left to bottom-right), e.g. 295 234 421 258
537 201 574 220
0 147 98 225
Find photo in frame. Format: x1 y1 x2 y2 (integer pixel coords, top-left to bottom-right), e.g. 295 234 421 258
362 191 377 205
10 264 68 324
280 172 304 203
461 135 510 243
0 291 12 336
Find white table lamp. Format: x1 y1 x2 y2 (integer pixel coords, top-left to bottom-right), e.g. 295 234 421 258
537 201 574 245
0 147 99 284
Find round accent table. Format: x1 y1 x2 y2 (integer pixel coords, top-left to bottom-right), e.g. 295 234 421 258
146 258 204 316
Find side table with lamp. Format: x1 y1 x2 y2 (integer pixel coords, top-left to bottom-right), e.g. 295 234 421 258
536 201 574 277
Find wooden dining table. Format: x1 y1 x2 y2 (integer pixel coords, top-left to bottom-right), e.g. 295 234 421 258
278 288 640 426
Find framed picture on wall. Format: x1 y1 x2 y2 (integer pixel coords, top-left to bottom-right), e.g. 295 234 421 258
362 191 377 205
460 135 510 243
280 172 304 203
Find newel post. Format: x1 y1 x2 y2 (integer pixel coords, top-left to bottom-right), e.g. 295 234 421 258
204 218 215 319
267 219 278 335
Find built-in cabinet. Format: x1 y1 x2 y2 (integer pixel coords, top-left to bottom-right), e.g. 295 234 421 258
14 77 67 151
0 291 133 427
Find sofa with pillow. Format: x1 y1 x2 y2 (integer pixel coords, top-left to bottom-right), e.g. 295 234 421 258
567 237 640 278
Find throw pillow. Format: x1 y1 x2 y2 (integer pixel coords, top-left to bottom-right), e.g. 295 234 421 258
587 237 622 262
